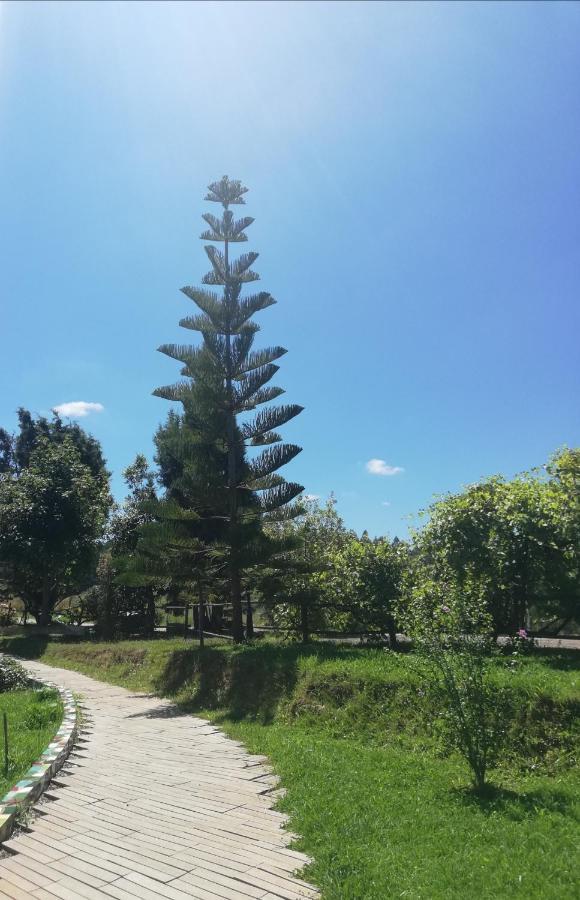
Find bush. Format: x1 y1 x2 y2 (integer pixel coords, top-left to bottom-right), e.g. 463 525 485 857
0 603 17 627
0 656 31 691
397 579 509 790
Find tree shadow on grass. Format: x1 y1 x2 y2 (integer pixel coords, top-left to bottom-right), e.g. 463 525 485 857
528 649 580 673
451 782 579 822
124 701 210 720
0 633 50 660
152 641 352 725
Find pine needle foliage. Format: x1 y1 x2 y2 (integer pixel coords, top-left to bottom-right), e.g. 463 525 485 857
156 177 304 641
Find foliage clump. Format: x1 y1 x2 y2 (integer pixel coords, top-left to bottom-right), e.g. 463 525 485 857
0 656 32 692
0 410 111 625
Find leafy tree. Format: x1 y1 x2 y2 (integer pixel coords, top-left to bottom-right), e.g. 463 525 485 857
327 536 406 646
95 455 160 638
0 407 108 478
109 455 157 555
154 176 304 641
541 447 580 629
260 497 350 640
406 450 580 636
0 437 111 624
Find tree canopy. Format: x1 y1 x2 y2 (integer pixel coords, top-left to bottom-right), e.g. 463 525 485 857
0 428 111 625
402 448 580 635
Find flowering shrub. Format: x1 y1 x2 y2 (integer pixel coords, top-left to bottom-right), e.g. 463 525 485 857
508 628 536 656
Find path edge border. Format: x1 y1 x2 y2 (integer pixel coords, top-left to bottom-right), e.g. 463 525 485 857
0 670 78 844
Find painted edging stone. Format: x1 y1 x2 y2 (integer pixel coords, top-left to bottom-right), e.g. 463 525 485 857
0 674 78 843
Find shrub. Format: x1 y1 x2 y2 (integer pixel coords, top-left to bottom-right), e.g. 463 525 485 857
397 578 508 790
0 656 32 692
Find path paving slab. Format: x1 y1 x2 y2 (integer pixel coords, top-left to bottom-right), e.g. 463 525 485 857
0 661 319 900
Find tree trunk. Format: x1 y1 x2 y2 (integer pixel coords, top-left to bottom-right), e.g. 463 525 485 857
198 582 205 649
245 593 254 640
38 575 53 627
300 601 309 644
146 586 156 637
223 234 244 645
386 615 397 650
231 569 244 643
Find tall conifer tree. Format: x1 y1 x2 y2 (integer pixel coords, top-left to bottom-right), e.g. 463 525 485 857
155 177 304 641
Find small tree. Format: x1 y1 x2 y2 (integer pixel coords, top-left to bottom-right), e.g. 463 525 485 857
155 177 304 641
398 572 507 791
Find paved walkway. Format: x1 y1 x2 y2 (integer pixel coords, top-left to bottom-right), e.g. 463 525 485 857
0 661 319 900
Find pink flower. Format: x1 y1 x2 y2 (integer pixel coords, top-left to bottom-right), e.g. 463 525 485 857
517 628 527 639
441 605 451 614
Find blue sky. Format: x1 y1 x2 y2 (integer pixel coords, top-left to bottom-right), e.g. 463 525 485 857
1 1 579 538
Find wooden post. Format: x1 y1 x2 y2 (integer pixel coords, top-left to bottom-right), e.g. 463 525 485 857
184 604 189 638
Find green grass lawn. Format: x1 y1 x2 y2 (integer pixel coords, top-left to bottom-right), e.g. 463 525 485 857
1 633 578 898
0 688 63 797
224 722 579 900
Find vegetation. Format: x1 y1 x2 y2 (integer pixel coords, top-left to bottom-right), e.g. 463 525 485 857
0 655 33 692
398 582 507 789
89 454 158 638
407 447 580 636
0 656 63 798
0 409 111 625
0 689 63 798
0 176 578 894
152 176 304 641
1 634 578 898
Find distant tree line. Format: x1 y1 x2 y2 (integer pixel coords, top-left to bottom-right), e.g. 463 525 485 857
0 178 577 643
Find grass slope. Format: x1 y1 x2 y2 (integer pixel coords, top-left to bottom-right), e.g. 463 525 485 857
0 688 63 798
1 634 579 898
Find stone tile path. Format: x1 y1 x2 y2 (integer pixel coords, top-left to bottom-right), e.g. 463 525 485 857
0 661 319 900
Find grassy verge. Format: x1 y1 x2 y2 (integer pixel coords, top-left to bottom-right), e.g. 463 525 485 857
0 688 63 797
1 634 578 898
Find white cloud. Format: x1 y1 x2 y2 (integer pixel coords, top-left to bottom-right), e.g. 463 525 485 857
366 458 404 477
382 501 391 507
52 401 104 419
